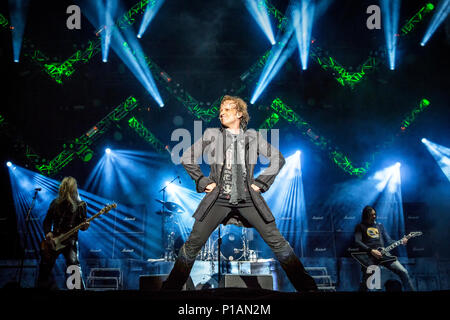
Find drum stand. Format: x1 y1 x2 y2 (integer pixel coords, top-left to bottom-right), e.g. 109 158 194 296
232 228 254 261
164 230 176 261
158 176 180 261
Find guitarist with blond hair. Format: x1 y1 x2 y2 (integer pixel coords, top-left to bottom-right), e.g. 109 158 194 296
354 205 416 291
37 176 90 289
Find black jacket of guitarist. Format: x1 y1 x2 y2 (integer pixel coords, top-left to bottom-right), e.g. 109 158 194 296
43 199 87 240
354 222 395 253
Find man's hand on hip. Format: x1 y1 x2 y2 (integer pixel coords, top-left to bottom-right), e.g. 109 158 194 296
205 183 217 193
251 184 261 192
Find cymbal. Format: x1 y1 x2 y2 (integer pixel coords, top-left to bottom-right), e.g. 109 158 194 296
155 200 185 214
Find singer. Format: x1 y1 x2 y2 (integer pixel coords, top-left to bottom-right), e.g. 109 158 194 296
37 177 90 289
162 95 317 292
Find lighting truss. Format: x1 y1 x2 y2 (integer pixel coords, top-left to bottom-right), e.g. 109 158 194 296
0 112 45 168
258 97 432 177
0 1 156 84
0 13 8 28
262 0 434 88
122 40 271 121
401 3 435 36
269 98 369 177
258 112 280 130
310 49 381 88
128 116 166 153
0 1 434 87
36 96 139 176
400 98 431 130
1 1 437 177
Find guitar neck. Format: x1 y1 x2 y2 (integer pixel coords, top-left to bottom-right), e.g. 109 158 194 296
58 209 106 243
383 235 410 253
383 240 403 253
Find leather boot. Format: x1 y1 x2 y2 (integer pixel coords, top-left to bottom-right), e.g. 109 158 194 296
161 246 195 291
278 252 318 292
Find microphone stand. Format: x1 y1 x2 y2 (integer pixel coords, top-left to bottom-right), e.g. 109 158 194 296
217 224 222 287
159 176 180 261
17 189 39 287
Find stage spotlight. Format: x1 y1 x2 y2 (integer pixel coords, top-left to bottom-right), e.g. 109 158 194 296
260 151 306 252
395 162 401 168
137 0 166 39
292 0 316 70
105 148 111 154
421 0 448 46
165 180 176 192
244 0 276 45
421 138 427 143
251 27 297 104
6 161 12 167
137 34 142 39
422 138 450 181
381 0 401 70
8 0 30 64
103 58 108 63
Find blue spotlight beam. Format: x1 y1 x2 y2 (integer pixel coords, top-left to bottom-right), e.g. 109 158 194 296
381 0 401 70
7 164 157 273
251 25 297 104
83 1 164 107
8 0 30 62
421 0 449 46
322 163 405 255
95 0 119 62
292 0 316 70
244 0 276 45
251 0 332 103
120 39 164 106
137 0 166 38
258 151 306 252
422 138 450 182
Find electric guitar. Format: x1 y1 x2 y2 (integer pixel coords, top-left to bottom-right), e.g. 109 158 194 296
40 203 116 259
351 231 422 268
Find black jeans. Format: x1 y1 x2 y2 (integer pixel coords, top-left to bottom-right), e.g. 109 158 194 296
37 238 85 289
162 192 317 292
360 260 416 291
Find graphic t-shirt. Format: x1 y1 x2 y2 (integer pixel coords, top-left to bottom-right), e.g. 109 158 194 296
219 132 247 199
354 222 393 252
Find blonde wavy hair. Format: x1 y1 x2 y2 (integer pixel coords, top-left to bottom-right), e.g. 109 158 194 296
220 95 250 128
56 176 80 212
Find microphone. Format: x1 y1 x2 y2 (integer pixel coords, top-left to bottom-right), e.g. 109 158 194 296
35 188 42 191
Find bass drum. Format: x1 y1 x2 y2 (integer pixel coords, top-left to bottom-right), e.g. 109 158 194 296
215 226 244 261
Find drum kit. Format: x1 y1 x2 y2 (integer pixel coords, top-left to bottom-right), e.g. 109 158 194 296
155 199 260 262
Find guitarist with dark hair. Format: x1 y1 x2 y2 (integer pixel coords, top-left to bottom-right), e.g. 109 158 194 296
354 206 416 291
37 177 90 289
